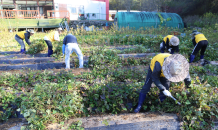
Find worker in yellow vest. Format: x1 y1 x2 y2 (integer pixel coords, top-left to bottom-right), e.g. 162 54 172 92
15 30 35 54
160 35 179 54
134 53 191 113
44 27 63 57
189 30 208 63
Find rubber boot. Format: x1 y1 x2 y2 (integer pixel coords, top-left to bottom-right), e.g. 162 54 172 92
189 55 195 63
200 55 204 59
199 55 205 65
159 93 167 103
48 50 53 57
20 48 26 54
134 92 147 113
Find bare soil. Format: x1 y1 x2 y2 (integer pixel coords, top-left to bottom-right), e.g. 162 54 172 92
46 112 180 130
0 68 91 76
0 118 27 130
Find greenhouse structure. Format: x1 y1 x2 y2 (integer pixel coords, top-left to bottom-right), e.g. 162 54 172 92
114 12 184 30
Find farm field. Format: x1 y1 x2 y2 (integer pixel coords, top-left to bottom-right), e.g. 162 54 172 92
0 26 218 130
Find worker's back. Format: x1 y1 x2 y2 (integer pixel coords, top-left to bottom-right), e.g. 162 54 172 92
64 34 78 44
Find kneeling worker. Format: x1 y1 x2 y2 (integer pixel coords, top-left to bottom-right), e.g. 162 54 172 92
62 33 84 69
160 35 179 54
134 53 191 113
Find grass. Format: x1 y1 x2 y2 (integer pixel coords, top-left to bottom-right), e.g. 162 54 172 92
1 24 218 61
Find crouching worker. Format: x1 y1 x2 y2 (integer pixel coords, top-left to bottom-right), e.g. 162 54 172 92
62 33 83 69
44 27 62 57
15 30 35 54
189 30 208 63
134 53 191 113
160 35 179 54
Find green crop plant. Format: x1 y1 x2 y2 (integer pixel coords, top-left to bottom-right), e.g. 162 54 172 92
27 39 47 54
0 21 218 129
0 58 217 129
69 120 84 130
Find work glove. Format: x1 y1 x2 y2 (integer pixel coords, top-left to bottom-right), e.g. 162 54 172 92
160 42 163 48
163 89 172 97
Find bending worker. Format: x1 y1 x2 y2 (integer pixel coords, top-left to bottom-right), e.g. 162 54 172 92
62 33 84 69
160 35 179 54
44 27 62 57
15 29 35 54
189 30 208 63
134 53 191 113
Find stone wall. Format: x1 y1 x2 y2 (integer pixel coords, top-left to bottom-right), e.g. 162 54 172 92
70 20 114 29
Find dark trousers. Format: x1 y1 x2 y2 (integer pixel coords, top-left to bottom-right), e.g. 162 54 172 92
15 36 25 50
45 40 53 50
191 40 208 55
140 68 170 95
160 42 176 54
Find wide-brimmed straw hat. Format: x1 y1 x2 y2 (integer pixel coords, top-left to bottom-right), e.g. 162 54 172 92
169 36 179 46
162 54 189 82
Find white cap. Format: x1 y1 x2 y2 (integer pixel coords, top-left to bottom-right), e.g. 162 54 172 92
58 27 63 31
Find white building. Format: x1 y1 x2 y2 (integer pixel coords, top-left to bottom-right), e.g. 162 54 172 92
54 0 106 20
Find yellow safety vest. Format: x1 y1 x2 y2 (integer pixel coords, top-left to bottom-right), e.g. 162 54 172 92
195 34 207 43
163 35 174 44
17 31 26 39
46 31 57 42
150 53 172 77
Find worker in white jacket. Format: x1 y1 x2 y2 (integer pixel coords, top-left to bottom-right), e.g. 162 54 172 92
62 33 83 69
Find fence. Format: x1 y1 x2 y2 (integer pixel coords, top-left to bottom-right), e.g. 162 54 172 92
0 10 40 19
0 10 70 20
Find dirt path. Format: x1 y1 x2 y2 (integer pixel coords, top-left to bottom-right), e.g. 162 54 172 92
0 118 27 130
47 112 181 130
1 112 180 130
0 68 91 76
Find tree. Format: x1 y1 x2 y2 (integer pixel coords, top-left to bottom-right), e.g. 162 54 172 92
135 0 169 12
109 0 172 12
123 0 136 12
166 0 218 17
160 0 171 12
136 0 147 11
109 0 125 12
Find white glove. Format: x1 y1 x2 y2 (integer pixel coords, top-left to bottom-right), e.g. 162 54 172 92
163 89 172 97
160 42 163 48
168 48 172 52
